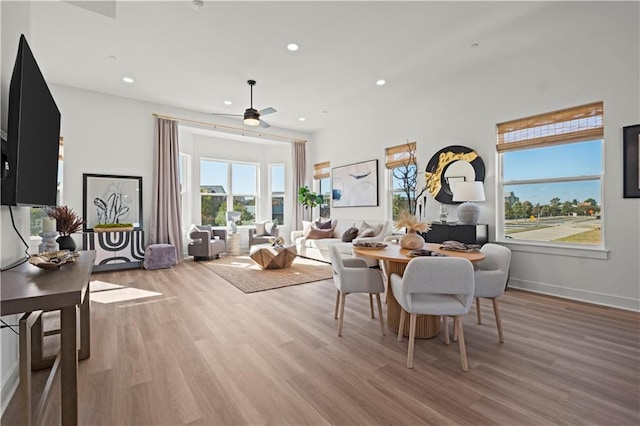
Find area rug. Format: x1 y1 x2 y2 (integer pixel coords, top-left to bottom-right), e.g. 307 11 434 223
202 254 333 293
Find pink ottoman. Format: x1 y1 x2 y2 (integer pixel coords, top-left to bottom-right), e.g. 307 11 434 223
143 244 177 270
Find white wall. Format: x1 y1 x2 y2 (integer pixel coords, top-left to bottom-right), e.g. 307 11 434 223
310 2 640 310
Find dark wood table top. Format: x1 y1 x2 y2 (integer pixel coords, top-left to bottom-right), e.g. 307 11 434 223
1 251 95 315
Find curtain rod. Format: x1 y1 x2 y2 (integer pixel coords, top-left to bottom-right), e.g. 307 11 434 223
152 113 307 144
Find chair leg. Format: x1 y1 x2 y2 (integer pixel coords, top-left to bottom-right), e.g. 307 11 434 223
453 320 458 342
397 308 406 342
338 292 347 337
492 298 504 343
334 289 340 319
443 316 450 345
454 316 469 372
476 297 482 324
369 294 375 319
375 293 385 335
407 313 417 369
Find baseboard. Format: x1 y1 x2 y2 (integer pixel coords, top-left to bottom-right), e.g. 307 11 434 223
508 277 640 312
0 361 19 417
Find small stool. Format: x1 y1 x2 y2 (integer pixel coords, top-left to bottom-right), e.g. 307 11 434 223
143 244 177 270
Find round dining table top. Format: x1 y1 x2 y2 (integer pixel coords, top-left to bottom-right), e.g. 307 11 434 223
352 242 486 264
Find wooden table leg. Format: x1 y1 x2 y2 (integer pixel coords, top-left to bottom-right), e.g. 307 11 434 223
19 313 33 426
384 260 440 339
60 305 78 426
79 282 91 360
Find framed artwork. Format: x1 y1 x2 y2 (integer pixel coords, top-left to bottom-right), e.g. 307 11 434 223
332 159 378 207
425 145 485 204
83 173 143 230
623 124 640 198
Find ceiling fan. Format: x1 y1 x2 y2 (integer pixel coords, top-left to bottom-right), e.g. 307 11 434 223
212 80 277 128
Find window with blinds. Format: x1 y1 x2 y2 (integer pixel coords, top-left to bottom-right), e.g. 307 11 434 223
497 102 604 247
385 141 416 169
313 161 331 218
386 142 418 221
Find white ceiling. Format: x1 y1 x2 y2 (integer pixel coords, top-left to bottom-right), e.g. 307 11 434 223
21 1 592 133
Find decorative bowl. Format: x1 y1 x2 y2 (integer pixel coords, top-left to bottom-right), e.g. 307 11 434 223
29 250 79 269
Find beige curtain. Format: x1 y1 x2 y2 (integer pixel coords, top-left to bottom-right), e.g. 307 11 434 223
293 141 306 230
149 117 183 261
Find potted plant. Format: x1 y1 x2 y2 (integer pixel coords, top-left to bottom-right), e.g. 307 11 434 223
93 223 134 232
394 210 431 249
44 205 84 251
298 186 324 221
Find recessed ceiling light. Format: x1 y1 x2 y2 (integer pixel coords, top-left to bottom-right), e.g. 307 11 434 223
108 55 117 60
470 42 480 48
298 117 306 122
376 79 386 86
287 43 299 52
122 77 134 84
224 100 232 105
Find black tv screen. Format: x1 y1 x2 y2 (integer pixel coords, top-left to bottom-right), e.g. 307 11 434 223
1 34 61 207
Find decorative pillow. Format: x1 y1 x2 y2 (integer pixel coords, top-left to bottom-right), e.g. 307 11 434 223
302 221 314 237
361 220 383 237
358 228 376 238
341 227 359 242
265 222 278 236
315 219 334 230
255 220 268 236
306 228 334 239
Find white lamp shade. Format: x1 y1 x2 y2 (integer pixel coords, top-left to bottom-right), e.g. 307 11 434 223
452 181 485 202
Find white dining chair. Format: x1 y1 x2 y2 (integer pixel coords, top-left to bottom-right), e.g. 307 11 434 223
329 244 386 337
390 257 475 371
473 243 512 342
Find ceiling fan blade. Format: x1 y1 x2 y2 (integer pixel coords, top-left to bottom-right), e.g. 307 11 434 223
259 119 271 129
259 107 277 116
211 112 243 117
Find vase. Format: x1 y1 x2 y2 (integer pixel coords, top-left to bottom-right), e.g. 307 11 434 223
399 229 425 250
56 235 76 252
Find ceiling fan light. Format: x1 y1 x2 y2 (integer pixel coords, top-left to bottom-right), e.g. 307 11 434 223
244 109 260 126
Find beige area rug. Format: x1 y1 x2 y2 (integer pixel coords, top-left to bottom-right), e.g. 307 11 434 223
202 254 333 293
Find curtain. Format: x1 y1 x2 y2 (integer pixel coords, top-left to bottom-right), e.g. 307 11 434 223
149 117 183 261
293 141 306 230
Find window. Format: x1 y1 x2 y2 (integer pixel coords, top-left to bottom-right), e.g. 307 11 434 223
498 102 603 246
314 161 331 219
386 142 418 221
31 137 64 237
270 164 285 224
200 160 258 226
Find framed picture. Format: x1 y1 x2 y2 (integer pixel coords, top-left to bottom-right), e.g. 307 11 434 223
83 174 143 230
623 124 640 198
332 159 378 207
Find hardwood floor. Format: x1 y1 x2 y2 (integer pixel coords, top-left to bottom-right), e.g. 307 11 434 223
3 259 639 425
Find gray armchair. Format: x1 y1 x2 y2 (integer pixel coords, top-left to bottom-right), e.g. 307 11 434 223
249 222 279 247
188 225 227 260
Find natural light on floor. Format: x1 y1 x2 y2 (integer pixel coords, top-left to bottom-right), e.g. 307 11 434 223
90 280 162 304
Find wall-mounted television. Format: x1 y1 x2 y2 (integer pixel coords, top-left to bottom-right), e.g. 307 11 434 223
1 34 61 207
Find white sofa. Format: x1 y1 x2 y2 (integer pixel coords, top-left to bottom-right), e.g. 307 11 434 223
291 219 394 267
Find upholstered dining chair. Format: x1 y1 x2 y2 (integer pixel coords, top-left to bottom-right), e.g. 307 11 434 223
473 243 512 343
390 257 475 371
328 244 386 337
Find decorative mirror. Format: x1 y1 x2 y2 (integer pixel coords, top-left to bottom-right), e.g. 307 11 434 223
425 145 485 204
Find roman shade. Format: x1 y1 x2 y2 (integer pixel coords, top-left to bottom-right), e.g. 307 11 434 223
313 161 331 179
385 141 417 169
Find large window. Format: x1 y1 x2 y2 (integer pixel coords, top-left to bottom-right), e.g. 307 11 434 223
498 102 603 246
314 161 331 219
200 160 257 226
270 164 285 224
386 142 418 221
30 137 64 237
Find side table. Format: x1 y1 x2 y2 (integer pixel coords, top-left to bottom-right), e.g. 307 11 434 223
227 233 241 255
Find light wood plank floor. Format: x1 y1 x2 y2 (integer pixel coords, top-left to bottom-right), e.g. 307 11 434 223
3 259 639 425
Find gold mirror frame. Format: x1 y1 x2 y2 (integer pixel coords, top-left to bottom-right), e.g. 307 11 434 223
425 145 485 204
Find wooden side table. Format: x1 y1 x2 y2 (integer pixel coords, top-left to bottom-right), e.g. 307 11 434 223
227 232 241 255
249 244 297 269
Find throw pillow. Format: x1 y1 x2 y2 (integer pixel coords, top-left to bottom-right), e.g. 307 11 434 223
302 221 314 237
265 222 278 236
360 220 383 237
255 220 267 236
315 219 334 230
306 228 334 239
341 227 359 242
358 227 376 238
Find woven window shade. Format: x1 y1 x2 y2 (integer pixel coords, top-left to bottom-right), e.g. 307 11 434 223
385 141 416 169
497 102 603 152
313 161 331 179
58 136 64 161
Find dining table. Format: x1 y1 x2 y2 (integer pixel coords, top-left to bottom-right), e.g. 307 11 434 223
352 242 485 338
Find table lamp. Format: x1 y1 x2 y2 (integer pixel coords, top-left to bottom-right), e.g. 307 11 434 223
452 181 485 224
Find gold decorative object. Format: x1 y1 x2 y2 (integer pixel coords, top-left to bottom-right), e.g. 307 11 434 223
425 150 478 199
271 236 285 247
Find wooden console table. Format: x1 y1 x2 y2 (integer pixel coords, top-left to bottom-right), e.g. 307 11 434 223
0 251 95 426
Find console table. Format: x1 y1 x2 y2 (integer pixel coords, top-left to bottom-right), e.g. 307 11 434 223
423 222 488 245
82 230 145 271
1 251 95 426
